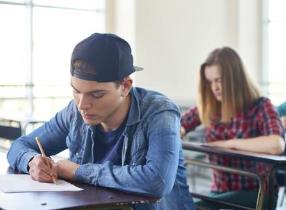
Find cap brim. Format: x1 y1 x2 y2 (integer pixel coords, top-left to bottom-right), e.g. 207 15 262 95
134 66 144 71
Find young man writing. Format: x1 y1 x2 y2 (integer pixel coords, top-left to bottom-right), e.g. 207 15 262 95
7 33 195 210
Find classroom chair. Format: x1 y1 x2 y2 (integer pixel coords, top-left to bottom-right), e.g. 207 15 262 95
0 118 22 141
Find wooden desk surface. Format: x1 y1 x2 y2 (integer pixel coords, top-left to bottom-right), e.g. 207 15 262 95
0 151 158 210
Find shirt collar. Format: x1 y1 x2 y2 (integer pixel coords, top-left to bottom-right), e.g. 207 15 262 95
126 87 141 126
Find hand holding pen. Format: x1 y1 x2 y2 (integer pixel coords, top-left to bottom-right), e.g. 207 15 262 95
28 137 57 184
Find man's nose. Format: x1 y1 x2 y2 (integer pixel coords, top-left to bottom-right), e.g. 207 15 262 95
78 94 91 110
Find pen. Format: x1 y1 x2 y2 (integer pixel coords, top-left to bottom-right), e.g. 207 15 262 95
35 137 57 184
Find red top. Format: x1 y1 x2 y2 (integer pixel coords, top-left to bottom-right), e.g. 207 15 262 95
181 97 285 192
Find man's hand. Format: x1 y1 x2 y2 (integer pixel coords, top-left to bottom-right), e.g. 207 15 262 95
56 159 80 181
28 155 57 183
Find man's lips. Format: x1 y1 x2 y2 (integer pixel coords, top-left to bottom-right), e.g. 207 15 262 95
82 114 96 119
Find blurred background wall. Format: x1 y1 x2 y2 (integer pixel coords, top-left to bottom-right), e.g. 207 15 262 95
1 0 285 120
107 0 262 106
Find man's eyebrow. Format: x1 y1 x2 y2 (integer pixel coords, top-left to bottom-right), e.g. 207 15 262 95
70 83 79 92
70 83 107 94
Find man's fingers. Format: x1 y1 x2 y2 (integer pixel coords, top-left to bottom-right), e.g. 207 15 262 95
28 155 58 183
38 171 55 183
30 168 56 183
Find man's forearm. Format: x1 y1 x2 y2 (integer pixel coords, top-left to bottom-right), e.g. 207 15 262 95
57 159 80 180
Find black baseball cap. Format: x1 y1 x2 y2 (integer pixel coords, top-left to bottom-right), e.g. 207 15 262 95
70 33 143 82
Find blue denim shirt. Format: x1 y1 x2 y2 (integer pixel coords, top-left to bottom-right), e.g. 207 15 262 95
7 87 196 210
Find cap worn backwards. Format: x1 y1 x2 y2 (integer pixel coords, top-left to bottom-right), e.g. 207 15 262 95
70 33 143 82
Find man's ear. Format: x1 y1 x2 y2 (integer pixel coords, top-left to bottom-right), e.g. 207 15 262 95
121 77 133 97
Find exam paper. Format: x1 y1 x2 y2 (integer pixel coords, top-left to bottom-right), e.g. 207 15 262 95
0 174 83 193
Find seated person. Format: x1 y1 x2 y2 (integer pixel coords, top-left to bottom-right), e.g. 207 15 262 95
276 101 286 184
181 46 285 209
277 101 286 128
7 33 196 210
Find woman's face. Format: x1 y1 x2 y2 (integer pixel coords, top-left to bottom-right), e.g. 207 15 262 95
204 65 222 101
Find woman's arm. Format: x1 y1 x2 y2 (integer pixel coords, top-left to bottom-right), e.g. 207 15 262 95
208 98 285 155
181 106 201 137
207 135 285 155
180 126 186 138
281 116 286 128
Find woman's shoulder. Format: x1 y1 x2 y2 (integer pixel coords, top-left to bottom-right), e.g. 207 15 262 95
248 97 274 115
251 96 271 106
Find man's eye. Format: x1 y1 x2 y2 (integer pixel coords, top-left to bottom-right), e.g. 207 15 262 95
91 93 104 99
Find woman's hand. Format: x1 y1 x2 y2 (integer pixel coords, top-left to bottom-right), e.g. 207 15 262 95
281 116 286 128
180 126 186 139
206 135 285 155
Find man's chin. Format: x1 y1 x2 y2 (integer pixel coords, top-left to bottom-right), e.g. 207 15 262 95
83 119 100 126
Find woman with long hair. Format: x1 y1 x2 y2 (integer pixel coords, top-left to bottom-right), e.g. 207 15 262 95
181 47 285 208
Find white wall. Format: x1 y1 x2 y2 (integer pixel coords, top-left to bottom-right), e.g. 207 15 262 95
237 0 262 83
106 0 262 106
106 0 135 50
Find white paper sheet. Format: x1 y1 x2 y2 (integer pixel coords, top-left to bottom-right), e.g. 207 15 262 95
0 174 83 193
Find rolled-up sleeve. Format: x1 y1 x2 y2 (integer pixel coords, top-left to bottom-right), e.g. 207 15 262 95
258 98 285 138
7 101 73 173
181 107 201 133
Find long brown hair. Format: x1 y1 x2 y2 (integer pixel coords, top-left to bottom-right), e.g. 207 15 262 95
198 47 260 125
